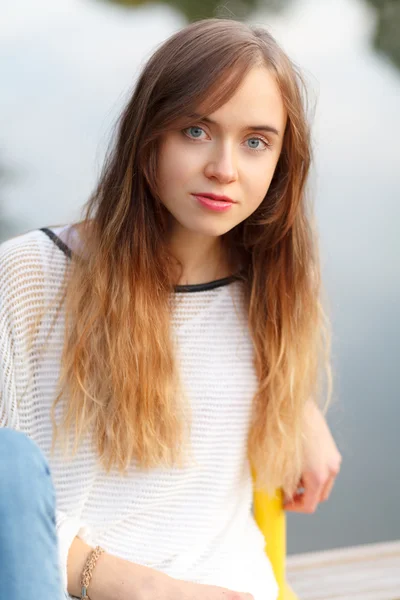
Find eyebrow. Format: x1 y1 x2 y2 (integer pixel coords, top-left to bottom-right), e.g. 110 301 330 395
196 114 280 137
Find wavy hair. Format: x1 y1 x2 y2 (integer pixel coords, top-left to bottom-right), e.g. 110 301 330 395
53 19 331 495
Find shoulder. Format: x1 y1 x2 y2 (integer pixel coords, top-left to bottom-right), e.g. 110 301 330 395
0 225 72 271
0 227 72 314
0 226 72 264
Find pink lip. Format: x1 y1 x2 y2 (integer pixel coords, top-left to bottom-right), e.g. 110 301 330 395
192 193 235 212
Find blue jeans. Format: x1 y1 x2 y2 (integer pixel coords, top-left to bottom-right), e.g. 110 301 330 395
0 428 63 599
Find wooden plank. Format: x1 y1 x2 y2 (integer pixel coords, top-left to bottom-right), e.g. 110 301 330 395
286 541 400 600
287 540 400 570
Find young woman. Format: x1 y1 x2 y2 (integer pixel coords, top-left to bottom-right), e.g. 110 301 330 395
0 18 341 600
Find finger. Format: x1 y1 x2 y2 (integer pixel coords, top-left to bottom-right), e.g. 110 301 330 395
320 473 336 502
297 488 319 513
285 475 323 513
283 477 305 505
283 497 303 512
284 479 305 502
284 489 318 513
284 497 316 513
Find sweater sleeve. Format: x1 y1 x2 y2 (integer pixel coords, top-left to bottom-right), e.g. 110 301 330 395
56 511 92 591
0 235 88 593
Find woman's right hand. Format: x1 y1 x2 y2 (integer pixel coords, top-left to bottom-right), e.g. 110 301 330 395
99 553 254 600
69 537 253 600
165 577 255 600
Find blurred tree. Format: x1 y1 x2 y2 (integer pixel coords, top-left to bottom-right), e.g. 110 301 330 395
365 0 400 71
99 0 400 72
99 0 291 22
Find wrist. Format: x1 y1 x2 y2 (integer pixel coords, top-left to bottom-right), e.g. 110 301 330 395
88 552 120 600
89 552 170 600
81 546 105 599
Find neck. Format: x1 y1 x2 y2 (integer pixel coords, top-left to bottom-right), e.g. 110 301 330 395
167 226 231 286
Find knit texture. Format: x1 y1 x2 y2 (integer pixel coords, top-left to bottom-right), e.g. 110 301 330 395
0 227 278 600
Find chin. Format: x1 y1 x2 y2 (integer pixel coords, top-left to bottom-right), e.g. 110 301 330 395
187 220 235 238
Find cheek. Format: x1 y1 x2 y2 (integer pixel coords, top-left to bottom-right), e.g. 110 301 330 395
158 138 199 190
244 159 277 207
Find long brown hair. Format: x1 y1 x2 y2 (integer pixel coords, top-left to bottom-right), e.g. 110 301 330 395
53 19 331 495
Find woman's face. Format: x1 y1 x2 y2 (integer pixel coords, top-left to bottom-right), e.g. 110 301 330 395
157 66 287 239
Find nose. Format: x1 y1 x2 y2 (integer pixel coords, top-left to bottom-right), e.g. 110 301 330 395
204 144 238 184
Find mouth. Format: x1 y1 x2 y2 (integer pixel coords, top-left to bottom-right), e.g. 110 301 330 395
193 193 235 204
191 193 235 212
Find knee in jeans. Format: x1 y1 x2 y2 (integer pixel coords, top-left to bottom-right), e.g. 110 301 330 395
0 429 58 548
0 429 50 493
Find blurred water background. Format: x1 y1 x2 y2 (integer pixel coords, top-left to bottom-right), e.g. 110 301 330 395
1 0 399 554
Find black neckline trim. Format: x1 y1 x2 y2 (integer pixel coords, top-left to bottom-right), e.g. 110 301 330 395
174 275 239 293
41 227 72 259
40 228 239 293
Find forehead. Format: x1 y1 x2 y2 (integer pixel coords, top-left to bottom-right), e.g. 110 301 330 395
200 66 286 133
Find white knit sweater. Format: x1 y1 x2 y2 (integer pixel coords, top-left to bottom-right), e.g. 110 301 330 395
0 227 278 600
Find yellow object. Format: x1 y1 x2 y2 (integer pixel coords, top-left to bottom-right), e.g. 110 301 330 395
253 488 298 600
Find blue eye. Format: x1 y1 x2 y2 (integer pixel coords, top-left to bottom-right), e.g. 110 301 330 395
246 138 267 150
186 126 205 139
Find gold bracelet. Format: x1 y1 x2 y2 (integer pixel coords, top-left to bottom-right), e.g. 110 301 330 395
80 545 105 599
